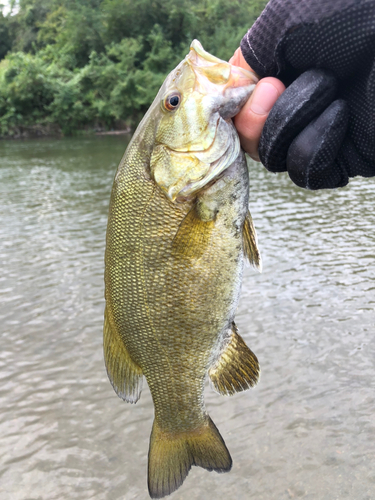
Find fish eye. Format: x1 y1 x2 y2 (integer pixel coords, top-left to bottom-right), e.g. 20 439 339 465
164 92 181 111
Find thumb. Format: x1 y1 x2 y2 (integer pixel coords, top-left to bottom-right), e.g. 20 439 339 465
230 47 285 160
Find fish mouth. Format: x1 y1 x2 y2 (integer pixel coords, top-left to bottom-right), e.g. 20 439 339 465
187 40 258 106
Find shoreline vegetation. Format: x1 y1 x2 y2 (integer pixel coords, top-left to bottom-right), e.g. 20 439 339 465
0 0 267 139
0 121 132 139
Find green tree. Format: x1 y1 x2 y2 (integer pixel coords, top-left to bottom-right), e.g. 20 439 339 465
0 0 268 137
0 13 12 60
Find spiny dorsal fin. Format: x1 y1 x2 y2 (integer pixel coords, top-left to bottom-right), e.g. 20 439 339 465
103 307 143 403
243 211 262 272
209 323 260 396
148 416 231 499
171 204 214 259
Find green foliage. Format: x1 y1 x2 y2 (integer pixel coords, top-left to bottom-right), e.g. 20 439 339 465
0 0 268 136
0 52 55 135
0 13 12 60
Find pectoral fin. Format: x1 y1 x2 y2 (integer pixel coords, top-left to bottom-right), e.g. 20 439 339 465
243 211 262 272
172 204 214 259
209 323 260 396
103 307 143 403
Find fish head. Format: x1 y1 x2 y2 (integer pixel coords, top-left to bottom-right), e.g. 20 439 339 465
150 40 258 202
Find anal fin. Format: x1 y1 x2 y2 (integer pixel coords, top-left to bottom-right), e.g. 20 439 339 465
243 211 262 272
209 323 260 396
103 306 143 403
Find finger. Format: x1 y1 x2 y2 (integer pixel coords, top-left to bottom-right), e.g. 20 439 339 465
229 47 252 72
259 69 338 172
233 78 285 161
287 99 349 189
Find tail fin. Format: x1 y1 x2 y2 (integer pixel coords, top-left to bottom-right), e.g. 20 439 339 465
148 416 232 499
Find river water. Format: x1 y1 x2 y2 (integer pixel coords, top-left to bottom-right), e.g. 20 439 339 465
0 136 374 500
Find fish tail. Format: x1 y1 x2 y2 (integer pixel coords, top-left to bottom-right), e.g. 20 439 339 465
148 416 232 499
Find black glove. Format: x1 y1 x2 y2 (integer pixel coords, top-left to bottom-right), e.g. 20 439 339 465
241 0 375 189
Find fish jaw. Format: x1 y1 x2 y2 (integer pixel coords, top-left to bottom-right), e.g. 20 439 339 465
187 39 258 119
150 40 258 203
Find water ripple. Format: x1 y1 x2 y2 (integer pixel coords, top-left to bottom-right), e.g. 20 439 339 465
0 139 374 499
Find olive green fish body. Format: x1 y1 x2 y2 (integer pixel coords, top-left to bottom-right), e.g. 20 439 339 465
106 146 249 425
104 40 261 498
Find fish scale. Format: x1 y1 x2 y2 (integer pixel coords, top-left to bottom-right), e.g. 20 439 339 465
104 40 261 498
108 169 243 421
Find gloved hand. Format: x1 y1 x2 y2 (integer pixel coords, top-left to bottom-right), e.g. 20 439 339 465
240 0 375 189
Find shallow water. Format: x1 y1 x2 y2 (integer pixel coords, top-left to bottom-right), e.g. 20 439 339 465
0 136 374 500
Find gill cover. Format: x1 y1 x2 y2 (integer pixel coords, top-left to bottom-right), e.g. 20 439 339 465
150 40 258 202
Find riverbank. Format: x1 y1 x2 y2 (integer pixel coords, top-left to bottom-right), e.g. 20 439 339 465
0 124 132 140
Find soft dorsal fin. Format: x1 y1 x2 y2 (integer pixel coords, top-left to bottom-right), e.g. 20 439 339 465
103 307 143 403
209 323 260 396
243 211 262 272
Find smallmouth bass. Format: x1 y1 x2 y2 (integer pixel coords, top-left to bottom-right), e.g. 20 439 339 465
104 40 261 498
